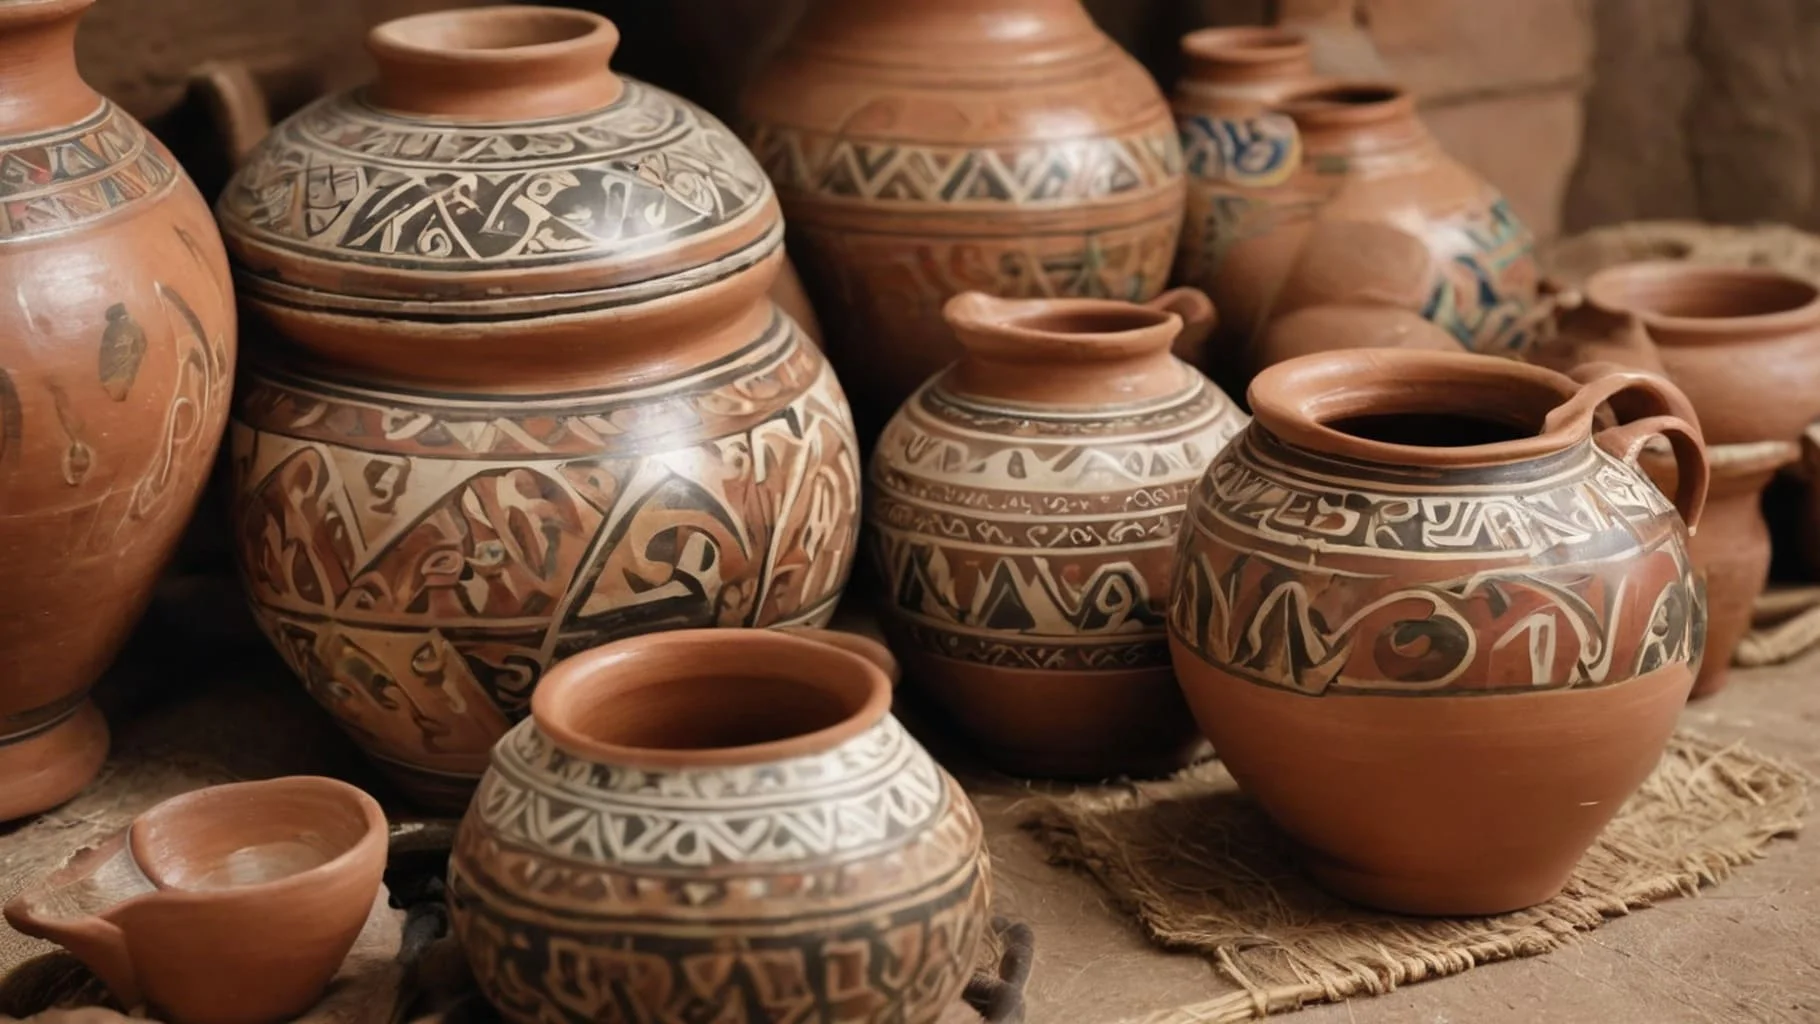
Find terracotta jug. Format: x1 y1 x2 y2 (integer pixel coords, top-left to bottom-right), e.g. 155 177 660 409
1228 82 1542 370
1169 349 1707 915
742 0 1186 441
215 7 862 810
0 0 237 820
1171 27 1314 353
447 628 991 1023
5 777 387 1024
869 289 1247 778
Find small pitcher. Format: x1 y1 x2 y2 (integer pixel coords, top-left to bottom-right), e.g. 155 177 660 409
4 777 387 1024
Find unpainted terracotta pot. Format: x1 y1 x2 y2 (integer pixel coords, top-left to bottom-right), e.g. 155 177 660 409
215 7 862 809
1225 82 1542 370
0 0 237 820
4 777 387 1024
869 289 1247 778
741 0 1187 441
447 628 991 1023
1169 348 1708 915
1645 440 1797 699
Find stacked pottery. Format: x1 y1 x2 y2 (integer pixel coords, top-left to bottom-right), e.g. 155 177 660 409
0 0 237 819
869 289 1248 778
1545 261 1820 695
216 7 861 809
742 0 1187 440
1170 349 1707 914
448 629 991 1023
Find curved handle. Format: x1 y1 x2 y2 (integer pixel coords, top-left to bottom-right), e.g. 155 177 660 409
1551 366 1710 531
773 627 901 687
188 60 274 169
1146 287 1219 365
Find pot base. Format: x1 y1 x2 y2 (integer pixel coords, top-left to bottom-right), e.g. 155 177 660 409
0 700 109 821
905 649 1206 780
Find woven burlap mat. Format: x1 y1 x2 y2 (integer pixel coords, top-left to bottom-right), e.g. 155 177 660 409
1024 730 1808 1024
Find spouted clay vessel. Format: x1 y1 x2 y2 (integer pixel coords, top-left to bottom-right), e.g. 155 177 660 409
1170 349 1708 915
448 629 991 1024
0 0 236 820
870 289 1246 778
742 0 1187 440
4 777 387 1024
217 7 861 808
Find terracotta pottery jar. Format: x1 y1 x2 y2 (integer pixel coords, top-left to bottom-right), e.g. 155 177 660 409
1233 83 1542 370
448 629 991 1023
741 0 1186 441
216 7 862 809
0 0 237 820
869 289 1247 778
5 777 387 1024
1169 349 1708 915
1171 27 1314 350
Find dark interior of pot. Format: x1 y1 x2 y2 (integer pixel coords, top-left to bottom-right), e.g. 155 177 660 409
1284 83 1405 110
1326 411 1534 448
134 784 370 891
1009 308 1169 335
568 674 868 752
1595 267 1820 319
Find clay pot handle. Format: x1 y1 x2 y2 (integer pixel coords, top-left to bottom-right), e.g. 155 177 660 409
188 60 273 168
773 627 900 687
1554 365 1709 531
1145 287 1218 365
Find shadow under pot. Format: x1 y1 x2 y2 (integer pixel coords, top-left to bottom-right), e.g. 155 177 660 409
447 629 992 1024
867 289 1248 779
215 7 862 809
1169 348 1709 915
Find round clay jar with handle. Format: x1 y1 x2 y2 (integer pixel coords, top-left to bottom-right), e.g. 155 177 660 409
1238 83 1543 370
869 288 1247 778
741 0 1186 442
1169 348 1708 915
447 628 991 1024
216 7 861 810
0 0 237 820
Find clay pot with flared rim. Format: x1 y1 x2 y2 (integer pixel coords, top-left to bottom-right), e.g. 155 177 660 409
0 0 237 821
216 7 862 810
741 0 1187 443
1220 81 1542 371
1169 348 1708 915
447 628 992 1024
869 288 1247 779
4 777 387 1024
1645 440 1797 699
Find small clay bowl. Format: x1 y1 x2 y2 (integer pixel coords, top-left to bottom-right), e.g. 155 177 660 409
4 776 387 1024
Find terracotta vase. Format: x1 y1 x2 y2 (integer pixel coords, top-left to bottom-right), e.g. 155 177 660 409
5 777 387 1024
1169 349 1708 915
447 628 991 1023
0 0 237 821
869 289 1247 778
216 7 862 809
741 0 1186 441
1225 82 1542 370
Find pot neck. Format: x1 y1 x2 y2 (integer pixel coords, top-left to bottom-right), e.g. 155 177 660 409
941 292 1189 406
1583 261 1820 347
1277 81 1436 163
365 6 622 121
1177 27 1313 99
0 0 102 136
793 0 1103 62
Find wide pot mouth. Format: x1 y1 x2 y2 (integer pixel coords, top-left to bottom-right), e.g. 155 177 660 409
1180 26 1309 65
1276 80 1415 125
369 6 614 65
530 630 894 768
129 777 386 895
1247 349 1589 468
944 292 1180 365
1582 261 1820 340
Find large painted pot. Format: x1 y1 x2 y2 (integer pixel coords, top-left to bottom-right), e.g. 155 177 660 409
217 7 861 808
869 289 1246 778
448 629 991 1024
1169 349 1708 915
0 0 236 820
742 0 1186 441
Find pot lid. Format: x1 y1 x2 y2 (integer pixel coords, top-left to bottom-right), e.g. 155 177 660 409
216 6 779 321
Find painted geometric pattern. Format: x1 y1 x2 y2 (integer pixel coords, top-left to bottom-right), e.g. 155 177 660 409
1420 197 1541 355
748 122 1182 207
869 375 1246 671
230 318 860 782
1169 430 1702 696
1178 113 1300 188
478 718 948 870
219 80 771 271
0 103 178 240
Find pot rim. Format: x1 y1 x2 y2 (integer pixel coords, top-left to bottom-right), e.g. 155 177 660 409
530 629 895 769
1582 260 1820 340
1180 26 1310 65
367 6 615 67
1275 79 1417 128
